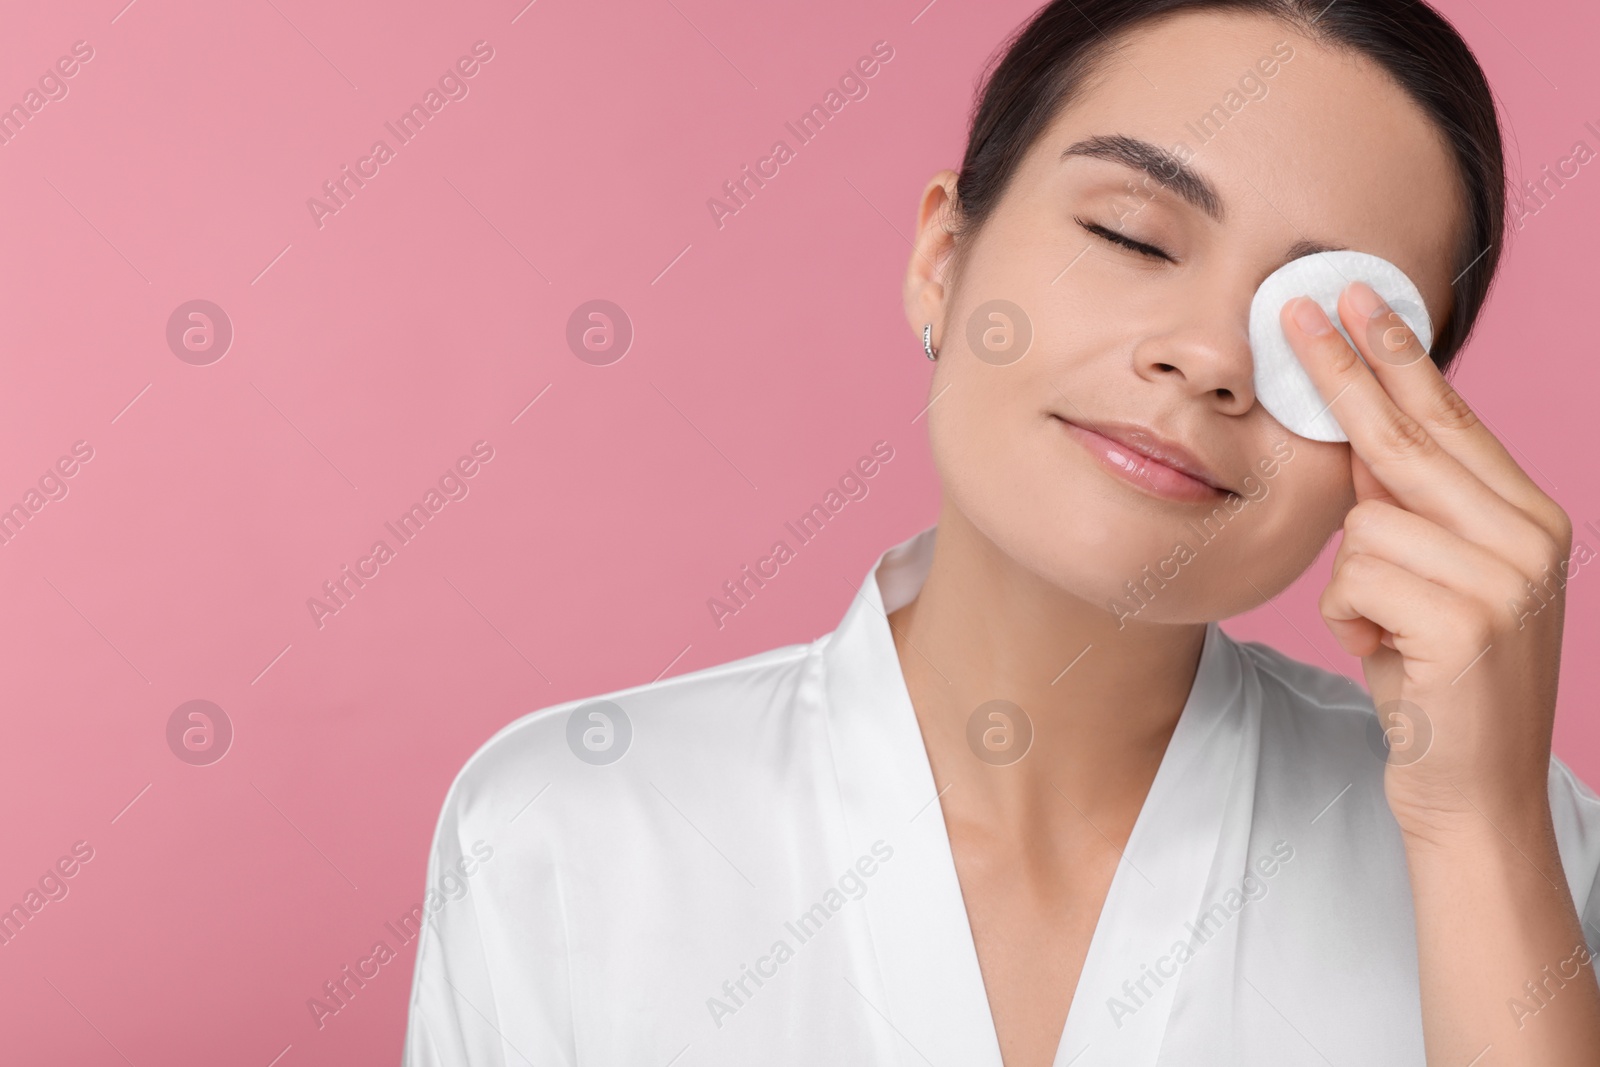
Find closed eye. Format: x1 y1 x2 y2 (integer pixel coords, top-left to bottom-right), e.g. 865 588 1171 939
1074 215 1176 263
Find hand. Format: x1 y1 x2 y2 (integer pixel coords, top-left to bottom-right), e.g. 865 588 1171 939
1282 283 1575 842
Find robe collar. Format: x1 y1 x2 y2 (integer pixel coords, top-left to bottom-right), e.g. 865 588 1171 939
819 521 1254 1065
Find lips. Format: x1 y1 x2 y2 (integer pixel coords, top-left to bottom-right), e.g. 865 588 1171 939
1053 415 1234 501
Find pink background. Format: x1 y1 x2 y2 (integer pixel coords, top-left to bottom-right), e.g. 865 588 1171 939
1 0 1595 1062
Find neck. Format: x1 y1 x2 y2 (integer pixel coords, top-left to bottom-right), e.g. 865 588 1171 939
887 504 1210 839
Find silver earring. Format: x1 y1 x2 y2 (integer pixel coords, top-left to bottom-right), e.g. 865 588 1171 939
922 322 939 361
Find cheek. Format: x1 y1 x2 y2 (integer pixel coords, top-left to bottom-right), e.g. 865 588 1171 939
1266 442 1355 530
1198 443 1353 601
925 366 1039 513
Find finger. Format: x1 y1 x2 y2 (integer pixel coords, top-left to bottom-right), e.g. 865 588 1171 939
1332 499 1528 606
1319 552 1466 669
1326 524 1401 655
1342 367 1570 588
1326 605 1388 659
1350 450 1396 508
1336 281 1560 531
1282 298 1532 552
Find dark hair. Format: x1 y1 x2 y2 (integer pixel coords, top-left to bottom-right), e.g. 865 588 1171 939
946 0 1505 373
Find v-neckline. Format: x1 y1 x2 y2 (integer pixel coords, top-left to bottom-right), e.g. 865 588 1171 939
820 526 1251 1066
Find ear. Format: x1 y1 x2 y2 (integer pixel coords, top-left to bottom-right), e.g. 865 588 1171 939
902 170 961 348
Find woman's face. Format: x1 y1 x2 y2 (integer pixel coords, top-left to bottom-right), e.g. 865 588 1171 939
906 9 1466 626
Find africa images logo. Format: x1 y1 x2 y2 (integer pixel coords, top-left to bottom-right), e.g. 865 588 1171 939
705 41 895 230
306 838 494 1030
705 841 894 1029
306 40 495 229
1105 840 1295 1028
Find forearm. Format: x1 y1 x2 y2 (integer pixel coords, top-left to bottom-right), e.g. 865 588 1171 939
1405 811 1600 1064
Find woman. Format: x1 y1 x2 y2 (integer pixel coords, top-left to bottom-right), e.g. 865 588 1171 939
403 1 1600 1064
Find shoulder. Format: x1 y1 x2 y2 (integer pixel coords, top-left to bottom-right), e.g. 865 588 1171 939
1230 632 1600 937
1225 634 1396 836
1231 633 1375 721
1229 633 1379 775
428 637 819 837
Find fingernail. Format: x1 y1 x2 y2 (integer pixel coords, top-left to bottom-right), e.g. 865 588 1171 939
1348 281 1387 320
1291 297 1333 336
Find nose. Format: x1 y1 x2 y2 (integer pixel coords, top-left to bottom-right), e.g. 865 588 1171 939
1130 282 1258 417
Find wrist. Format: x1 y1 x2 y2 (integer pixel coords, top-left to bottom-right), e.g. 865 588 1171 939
1386 770 1554 850
1395 800 1558 869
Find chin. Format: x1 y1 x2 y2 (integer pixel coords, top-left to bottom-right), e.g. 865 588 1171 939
966 494 1185 604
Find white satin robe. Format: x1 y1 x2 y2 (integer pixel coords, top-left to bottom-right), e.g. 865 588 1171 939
402 523 1600 1066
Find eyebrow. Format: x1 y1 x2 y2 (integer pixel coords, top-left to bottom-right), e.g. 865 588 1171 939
1061 134 1345 260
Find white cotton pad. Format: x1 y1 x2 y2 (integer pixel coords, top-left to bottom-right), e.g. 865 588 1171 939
1248 250 1433 442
